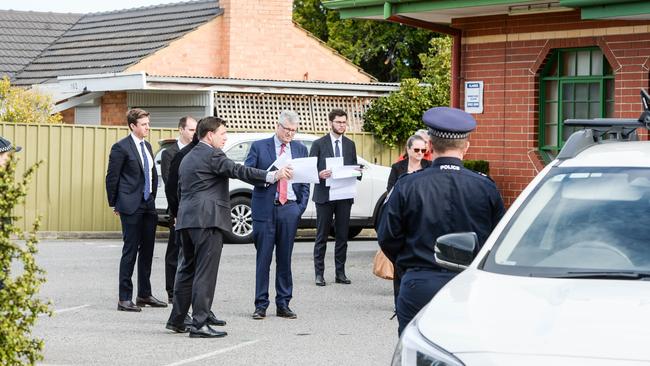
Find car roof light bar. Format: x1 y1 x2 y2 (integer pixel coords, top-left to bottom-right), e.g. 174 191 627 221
557 89 650 160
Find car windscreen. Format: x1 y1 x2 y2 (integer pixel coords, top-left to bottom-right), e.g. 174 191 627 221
483 167 650 277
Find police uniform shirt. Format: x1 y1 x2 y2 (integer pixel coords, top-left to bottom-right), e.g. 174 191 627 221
377 156 505 271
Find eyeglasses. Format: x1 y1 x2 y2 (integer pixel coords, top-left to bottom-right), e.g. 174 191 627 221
279 124 298 134
412 148 427 153
332 120 347 125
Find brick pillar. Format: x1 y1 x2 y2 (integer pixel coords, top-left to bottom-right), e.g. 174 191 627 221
101 91 128 126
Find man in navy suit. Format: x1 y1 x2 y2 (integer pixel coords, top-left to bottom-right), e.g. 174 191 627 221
245 111 309 320
106 108 167 312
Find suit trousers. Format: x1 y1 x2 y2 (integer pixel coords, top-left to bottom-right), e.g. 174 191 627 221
164 221 180 299
118 198 157 301
168 228 224 329
313 199 353 277
252 201 301 310
396 269 456 336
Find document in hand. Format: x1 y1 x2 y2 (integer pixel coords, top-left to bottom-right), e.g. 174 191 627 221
267 153 291 171
331 165 361 179
325 157 344 187
287 157 319 184
329 177 357 201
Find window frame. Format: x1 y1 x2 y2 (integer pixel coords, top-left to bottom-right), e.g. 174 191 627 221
539 47 615 162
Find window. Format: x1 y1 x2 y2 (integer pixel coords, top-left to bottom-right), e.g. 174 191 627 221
225 141 252 162
539 48 614 160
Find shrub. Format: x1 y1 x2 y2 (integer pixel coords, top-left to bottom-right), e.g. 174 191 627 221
0 155 50 365
463 160 490 175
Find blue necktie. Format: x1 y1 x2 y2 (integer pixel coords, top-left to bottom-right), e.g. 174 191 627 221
140 141 150 201
335 140 341 157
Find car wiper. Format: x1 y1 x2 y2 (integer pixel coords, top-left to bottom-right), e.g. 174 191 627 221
534 271 650 280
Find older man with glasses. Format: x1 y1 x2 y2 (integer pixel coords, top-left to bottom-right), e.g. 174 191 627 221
245 111 310 320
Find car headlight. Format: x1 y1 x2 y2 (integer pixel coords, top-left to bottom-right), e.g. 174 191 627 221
391 317 464 366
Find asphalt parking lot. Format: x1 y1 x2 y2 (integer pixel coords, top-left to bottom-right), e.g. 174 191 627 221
34 237 398 366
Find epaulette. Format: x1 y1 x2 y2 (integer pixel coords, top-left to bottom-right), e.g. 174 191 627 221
470 169 495 183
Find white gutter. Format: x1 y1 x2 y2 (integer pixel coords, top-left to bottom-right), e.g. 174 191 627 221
52 91 105 113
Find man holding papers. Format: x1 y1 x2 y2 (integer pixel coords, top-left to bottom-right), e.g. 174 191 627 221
245 111 309 320
310 109 362 287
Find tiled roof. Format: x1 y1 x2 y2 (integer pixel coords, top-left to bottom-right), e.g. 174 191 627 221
0 10 82 80
12 0 223 85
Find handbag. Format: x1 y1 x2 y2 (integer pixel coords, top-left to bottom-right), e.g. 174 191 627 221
372 249 394 280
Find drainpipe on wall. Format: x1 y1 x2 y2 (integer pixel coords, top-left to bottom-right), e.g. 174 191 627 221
385 11 461 108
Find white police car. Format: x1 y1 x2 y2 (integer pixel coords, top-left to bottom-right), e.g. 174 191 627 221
393 93 650 365
154 133 390 244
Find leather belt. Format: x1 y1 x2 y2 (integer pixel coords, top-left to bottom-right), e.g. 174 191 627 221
274 199 296 206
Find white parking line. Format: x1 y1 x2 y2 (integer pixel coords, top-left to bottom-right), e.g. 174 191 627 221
163 340 259 366
40 304 91 316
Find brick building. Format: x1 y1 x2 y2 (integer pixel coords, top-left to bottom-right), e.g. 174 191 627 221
326 0 650 204
1 0 393 128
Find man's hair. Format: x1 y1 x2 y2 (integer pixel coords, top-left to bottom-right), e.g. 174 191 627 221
279 110 300 125
197 116 227 138
126 108 150 129
429 133 468 153
328 109 347 122
415 129 429 139
178 116 194 129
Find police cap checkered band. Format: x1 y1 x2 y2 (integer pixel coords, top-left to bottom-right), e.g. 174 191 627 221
427 128 471 139
0 136 21 153
422 107 476 139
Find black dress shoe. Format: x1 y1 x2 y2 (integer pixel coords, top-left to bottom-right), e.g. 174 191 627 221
117 300 141 312
335 275 352 284
166 322 190 333
207 311 227 326
136 295 168 308
276 307 297 319
315 274 326 286
252 308 266 320
189 324 227 338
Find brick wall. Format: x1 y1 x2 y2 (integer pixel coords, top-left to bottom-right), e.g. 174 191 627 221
60 108 74 124
101 92 128 126
453 10 650 205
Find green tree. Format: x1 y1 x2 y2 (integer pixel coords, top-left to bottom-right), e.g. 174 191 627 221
419 36 452 107
362 78 443 148
293 0 434 81
0 156 50 365
0 77 62 124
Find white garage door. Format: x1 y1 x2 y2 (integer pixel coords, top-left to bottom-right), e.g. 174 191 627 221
139 107 207 128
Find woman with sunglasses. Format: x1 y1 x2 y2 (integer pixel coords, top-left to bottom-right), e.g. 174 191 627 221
386 134 431 192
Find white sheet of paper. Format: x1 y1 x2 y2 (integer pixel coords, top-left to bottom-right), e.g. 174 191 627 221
266 153 291 171
329 177 357 201
287 157 319 184
331 165 361 179
325 157 344 186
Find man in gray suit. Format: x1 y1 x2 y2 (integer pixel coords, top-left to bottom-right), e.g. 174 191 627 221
166 116 292 338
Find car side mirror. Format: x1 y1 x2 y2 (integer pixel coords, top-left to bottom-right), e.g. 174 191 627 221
434 232 479 272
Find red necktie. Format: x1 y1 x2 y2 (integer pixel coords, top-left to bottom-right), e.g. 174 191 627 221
278 143 288 205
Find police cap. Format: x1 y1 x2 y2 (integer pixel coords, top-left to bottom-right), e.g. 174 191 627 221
0 136 22 153
422 107 476 139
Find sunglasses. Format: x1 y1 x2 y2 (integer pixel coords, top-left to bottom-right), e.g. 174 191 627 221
412 148 427 153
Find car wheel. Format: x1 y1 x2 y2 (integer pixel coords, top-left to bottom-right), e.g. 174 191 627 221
224 196 253 244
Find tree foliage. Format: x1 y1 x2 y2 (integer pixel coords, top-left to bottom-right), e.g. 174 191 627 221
419 36 452 107
0 156 50 365
293 0 433 81
0 77 62 124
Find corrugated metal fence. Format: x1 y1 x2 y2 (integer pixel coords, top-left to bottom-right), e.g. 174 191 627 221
0 123 400 232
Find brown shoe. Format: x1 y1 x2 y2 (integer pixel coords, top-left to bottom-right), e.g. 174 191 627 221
136 295 168 308
117 300 141 312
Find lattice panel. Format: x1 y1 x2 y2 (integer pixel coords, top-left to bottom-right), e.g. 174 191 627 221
310 96 374 132
215 93 311 131
214 92 376 133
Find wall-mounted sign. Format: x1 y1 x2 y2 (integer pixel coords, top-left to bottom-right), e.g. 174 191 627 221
464 81 483 114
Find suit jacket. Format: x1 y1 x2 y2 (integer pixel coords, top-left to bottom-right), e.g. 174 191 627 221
105 135 158 215
165 140 198 217
244 137 310 220
175 142 268 232
160 141 180 185
309 134 359 204
387 159 432 191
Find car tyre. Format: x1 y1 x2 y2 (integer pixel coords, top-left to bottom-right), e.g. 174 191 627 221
224 196 254 244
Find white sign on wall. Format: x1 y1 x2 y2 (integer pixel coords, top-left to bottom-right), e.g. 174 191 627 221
464 81 483 114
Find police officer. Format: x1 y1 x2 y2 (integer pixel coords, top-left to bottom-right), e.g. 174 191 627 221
377 107 505 335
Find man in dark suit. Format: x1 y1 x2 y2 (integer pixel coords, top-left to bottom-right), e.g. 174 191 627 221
244 111 309 320
166 117 292 338
310 109 361 286
161 116 197 304
106 108 167 312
